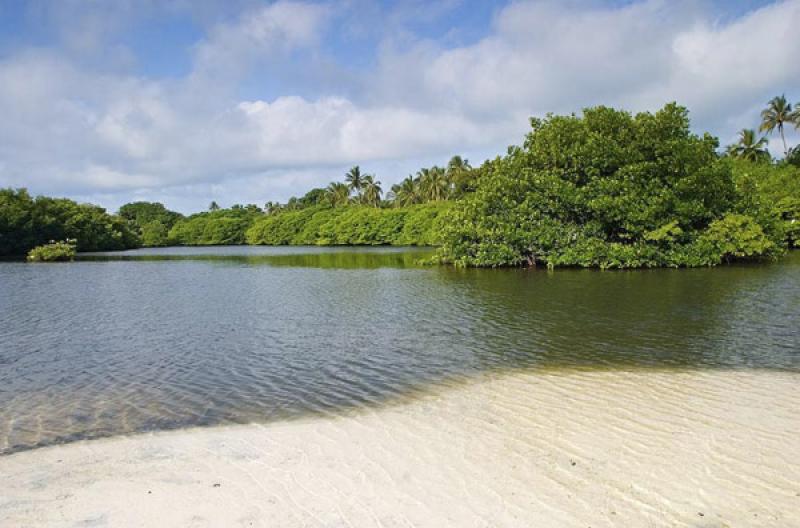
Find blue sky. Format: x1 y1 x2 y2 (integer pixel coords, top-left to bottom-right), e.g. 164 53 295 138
0 0 798 213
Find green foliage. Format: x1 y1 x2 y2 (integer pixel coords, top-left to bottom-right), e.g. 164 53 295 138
141 220 170 247
438 103 785 268
388 156 476 206
759 95 794 155
168 207 262 245
245 203 450 246
785 145 800 168
726 129 771 163
0 188 138 256
118 201 182 230
693 214 778 264
730 159 800 247
118 201 182 247
26 239 77 262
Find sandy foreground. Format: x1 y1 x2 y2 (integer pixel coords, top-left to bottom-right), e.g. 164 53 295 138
1 370 798 528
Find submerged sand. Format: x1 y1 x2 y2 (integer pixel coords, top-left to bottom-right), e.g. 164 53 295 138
1 369 798 527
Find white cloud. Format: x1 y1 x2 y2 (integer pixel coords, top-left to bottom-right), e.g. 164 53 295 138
192 1 332 79
237 96 512 163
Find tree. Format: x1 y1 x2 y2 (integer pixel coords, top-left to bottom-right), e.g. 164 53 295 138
118 201 182 241
141 220 169 247
0 188 138 256
298 188 326 207
438 103 781 268
418 166 450 202
791 102 800 131
345 166 364 199
325 182 351 207
727 129 771 163
209 201 220 211
786 145 800 168
361 175 383 207
760 95 793 156
390 176 420 207
264 201 282 215
446 155 474 196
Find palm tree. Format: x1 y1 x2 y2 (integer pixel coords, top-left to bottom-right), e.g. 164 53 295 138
447 155 471 175
390 176 419 207
345 166 364 199
209 201 220 211
727 129 771 163
447 155 473 196
791 102 800 130
760 95 793 156
361 175 382 207
264 201 282 215
418 166 450 201
325 182 351 207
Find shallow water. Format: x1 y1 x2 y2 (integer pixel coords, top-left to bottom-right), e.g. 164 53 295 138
1 246 799 454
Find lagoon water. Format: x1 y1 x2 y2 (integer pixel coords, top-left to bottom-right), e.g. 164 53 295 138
1 246 799 455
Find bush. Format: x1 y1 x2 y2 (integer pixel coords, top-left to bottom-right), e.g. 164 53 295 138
168 208 261 245
27 239 77 262
1 188 138 256
438 103 784 268
245 204 450 246
730 159 800 248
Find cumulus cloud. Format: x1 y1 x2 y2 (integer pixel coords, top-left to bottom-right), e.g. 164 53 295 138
0 0 799 212
192 0 332 79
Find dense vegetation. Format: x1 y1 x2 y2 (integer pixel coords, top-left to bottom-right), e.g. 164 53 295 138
3 96 798 266
26 239 77 262
730 159 800 248
246 203 450 246
438 103 795 268
118 202 183 247
166 160 461 247
168 205 263 246
0 188 137 257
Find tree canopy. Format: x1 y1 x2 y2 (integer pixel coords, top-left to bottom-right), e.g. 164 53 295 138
0 188 138 256
438 103 786 268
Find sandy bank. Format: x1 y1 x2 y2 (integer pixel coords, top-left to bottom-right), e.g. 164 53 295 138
1 370 798 527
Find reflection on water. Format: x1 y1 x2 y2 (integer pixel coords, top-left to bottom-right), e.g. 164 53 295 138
79 245 433 269
1 246 798 454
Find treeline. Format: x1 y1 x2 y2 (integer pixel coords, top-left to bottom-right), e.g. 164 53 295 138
159 158 466 247
3 98 798 266
438 102 799 268
160 203 449 247
726 95 800 164
0 188 137 257
168 206 263 246
246 203 450 246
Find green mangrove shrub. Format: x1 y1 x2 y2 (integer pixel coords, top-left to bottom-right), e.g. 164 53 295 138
1 188 138 256
438 103 786 268
27 239 77 262
245 203 450 246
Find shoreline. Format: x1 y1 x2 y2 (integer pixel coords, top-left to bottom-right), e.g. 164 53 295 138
2 369 798 527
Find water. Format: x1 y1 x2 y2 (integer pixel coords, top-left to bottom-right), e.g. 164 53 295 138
1 246 798 455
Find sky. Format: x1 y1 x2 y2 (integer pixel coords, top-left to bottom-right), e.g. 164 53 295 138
0 0 798 214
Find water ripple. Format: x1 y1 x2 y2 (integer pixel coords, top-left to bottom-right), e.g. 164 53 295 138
1 247 799 454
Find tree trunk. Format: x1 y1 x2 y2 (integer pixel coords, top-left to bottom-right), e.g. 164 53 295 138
780 124 788 156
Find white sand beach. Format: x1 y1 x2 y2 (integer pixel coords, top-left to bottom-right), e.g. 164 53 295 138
1 369 798 528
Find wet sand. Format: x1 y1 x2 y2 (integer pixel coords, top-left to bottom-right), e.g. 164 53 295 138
1 369 798 527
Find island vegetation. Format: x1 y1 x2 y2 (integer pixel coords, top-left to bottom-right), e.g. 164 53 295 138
26 239 78 262
2 98 798 267
0 188 138 257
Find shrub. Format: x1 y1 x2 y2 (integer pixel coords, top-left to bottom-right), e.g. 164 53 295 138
245 204 450 246
27 239 77 262
1 188 138 256
438 103 784 268
169 208 261 245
